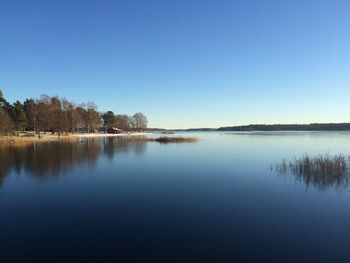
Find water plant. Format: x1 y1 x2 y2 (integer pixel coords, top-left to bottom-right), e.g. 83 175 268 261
131 136 198 144
273 154 350 190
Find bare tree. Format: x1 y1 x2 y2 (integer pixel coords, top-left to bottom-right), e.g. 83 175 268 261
74 106 87 133
86 102 100 133
23 99 38 132
116 114 130 130
133 113 148 131
61 98 76 133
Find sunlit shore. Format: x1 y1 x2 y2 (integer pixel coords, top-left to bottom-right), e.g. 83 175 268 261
0 133 147 146
72 133 147 138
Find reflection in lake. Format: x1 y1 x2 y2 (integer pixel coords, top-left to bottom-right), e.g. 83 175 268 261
3 132 350 262
274 154 350 190
103 137 147 158
0 137 147 185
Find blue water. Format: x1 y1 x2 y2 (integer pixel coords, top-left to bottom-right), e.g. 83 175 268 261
1 132 350 262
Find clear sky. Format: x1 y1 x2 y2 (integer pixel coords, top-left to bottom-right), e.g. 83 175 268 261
0 0 349 129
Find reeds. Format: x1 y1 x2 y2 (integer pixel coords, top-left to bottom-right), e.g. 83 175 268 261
0 134 198 147
130 136 198 144
154 136 198 143
274 154 350 190
0 135 78 147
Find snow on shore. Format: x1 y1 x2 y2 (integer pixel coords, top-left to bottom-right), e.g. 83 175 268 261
71 133 148 138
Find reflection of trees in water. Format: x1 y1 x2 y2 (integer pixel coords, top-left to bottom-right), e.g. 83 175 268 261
273 154 350 191
0 138 147 185
103 137 147 159
0 140 100 184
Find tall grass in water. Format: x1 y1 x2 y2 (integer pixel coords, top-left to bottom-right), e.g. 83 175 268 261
0 135 78 147
154 136 198 143
274 154 350 190
130 136 198 144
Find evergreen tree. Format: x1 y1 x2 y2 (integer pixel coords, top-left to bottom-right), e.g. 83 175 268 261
0 108 14 134
0 90 12 112
13 101 27 131
102 111 117 130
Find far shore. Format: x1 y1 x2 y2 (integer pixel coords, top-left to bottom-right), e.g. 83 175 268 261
0 132 148 146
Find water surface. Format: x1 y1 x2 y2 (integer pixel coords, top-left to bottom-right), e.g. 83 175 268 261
1 132 350 262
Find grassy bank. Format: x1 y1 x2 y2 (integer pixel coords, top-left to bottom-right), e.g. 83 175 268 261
0 134 78 146
0 133 150 146
0 134 198 146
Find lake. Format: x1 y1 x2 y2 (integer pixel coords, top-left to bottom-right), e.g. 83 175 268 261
1 132 350 262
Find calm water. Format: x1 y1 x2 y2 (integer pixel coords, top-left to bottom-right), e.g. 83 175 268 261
1 132 350 262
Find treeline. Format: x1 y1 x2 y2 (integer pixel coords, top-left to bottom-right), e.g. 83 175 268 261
217 123 350 131
0 90 147 136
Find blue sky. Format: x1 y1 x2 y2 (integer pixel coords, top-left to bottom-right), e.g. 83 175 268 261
1 0 349 128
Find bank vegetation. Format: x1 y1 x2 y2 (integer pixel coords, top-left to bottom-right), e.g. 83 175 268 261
0 89 148 139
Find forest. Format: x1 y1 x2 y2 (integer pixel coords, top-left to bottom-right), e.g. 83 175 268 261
217 123 350 131
0 90 147 136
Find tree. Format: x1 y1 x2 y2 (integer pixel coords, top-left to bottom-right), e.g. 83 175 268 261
61 98 75 133
86 102 100 133
102 111 117 130
50 96 64 137
0 108 14 134
128 116 136 130
35 95 53 137
0 90 10 109
0 90 15 122
1 89 149 135
74 106 87 133
23 94 53 137
133 113 148 131
36 101 50 137
12 101 27 131
116 114 130 130
23 99 38 132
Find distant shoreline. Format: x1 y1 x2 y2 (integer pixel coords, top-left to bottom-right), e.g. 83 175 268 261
171 123 350 132
2 123 350 146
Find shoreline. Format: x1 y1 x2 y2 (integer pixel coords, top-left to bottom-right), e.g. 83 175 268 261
0 133 149 146
71 133 147 138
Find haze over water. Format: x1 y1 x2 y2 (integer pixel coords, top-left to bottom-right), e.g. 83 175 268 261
1 132 350 262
